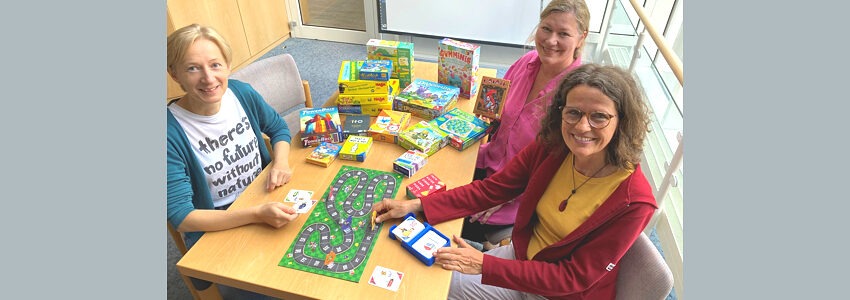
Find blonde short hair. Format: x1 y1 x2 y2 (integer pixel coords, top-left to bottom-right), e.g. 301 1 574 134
166 24 232 72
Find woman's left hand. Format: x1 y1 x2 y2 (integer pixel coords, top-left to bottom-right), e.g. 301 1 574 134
266 161 293 191
434 235 484 275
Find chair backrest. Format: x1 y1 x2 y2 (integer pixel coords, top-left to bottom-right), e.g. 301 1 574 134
615 232 674 300
230 53 312 138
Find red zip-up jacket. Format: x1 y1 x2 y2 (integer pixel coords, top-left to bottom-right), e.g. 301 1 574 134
421 141 657 299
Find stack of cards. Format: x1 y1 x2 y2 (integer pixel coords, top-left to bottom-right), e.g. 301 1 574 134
388 213 450 266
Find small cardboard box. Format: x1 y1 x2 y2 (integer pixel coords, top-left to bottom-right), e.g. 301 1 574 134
393 150 428 178
339 135 373 162
298 107 342 147
340 114 371 140
358 59 393 81
305 141 342 167
397 120 449 157
406 174 446 199
367 109 411 143
338 61 396 95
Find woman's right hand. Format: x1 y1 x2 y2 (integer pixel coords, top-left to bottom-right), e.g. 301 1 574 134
255 202 298 228
372 198 422 223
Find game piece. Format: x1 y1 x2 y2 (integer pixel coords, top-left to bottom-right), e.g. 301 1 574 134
393 79 460 120
388 213 450 266
358 59 393 81
473 76 511 120
406 174 446 199
438 38 481 98
306 142 342 167
432 108 490 151
299 107 343 147
279 166 404 282
340 114 372 140
371 211 377 231
339 135 373 162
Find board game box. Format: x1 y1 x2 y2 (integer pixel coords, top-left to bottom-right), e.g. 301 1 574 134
339 135 373 162
337 102 393 117
473 76 511 120
336 79 399 105
367 109 411 143
393 79 460 120
358 59 393 81
438 38 480 98
338 61 396 95
397 120 449 157
393 150 428 178
279 166 403 282
388 213 450 266
299 107 342 147
406 173 446 199
367 39 414 88
340 114 371 140
432 108 490 151
306 141 342 167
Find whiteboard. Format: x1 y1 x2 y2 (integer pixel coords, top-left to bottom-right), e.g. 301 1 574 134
378 0 608 47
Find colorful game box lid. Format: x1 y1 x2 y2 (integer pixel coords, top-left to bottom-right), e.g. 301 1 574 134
306 141 342 167
397 120 449 157
473 76 511 120
393 79 460 120
299 107 342 147
393 150 428 178
339 135 373 162
367 109 411 143
388 212 450 266
432 108 490 151
438 38 481 98
338 61 396 95
358 60 393 81
341 114 371 140
406 173 446 199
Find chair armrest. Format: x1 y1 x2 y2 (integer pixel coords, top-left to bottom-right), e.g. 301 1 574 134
302 80 313 108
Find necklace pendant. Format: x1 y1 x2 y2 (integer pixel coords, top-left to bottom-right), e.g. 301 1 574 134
558 195 572 212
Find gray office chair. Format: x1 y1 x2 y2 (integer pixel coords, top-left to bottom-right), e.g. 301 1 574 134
230 53 313 147
615 232 674 300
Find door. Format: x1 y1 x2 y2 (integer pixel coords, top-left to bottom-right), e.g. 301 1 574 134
286 0 377 44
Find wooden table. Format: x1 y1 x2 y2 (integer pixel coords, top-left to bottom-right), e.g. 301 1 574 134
177 61 497 299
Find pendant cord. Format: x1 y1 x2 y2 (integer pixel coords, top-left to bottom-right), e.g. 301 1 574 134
559 155 607 212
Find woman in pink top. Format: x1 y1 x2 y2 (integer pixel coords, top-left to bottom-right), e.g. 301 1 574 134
465 0 591 248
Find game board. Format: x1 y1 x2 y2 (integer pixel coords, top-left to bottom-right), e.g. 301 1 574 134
279 165 403 282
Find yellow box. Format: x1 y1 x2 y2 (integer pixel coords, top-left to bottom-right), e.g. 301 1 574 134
368 110 411 143
338 61 395 95
337 101 393 117
336 79 399 105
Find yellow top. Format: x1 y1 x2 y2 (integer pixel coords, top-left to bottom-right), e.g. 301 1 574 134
526 153 633 259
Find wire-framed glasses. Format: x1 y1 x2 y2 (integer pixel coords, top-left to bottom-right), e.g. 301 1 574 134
559 106 617 129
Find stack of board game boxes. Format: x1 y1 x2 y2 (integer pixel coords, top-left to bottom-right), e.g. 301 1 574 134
367 39 414 89
393 79 461 120
437 38 480 99
336 60 400 116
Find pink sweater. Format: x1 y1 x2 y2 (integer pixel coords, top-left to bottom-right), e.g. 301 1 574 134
423 141 657 299
475 50 583 224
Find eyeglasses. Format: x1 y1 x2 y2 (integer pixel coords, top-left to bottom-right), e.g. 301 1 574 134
559 106 617 129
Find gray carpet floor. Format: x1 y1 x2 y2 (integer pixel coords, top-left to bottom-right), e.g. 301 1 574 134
167 37 674 300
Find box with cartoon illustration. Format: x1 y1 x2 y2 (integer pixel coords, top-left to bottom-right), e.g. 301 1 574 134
367 39 414 88
438 38 480 98
339 135 373 162
432 108 490 151
367 109 411 143
338 61 396 95
336 79 400 105
397 120 449 157
388 213 450 266
406 173 446 199
358 59 393 81
393 150 429 178
305 141 342 167
299 107 343 147
393 79 460 120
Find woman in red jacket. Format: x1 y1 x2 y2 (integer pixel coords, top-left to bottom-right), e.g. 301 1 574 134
373 64 655 299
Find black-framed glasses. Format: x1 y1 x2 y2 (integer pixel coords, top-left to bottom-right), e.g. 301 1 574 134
559 106 617 129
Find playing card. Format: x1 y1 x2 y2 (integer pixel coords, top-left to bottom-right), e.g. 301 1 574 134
391 215 426 243
294 198 317 213
284 189 314 203
368 266 404 292
410 230 448 259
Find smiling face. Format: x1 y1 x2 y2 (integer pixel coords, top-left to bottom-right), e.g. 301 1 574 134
168 38 230 114
535 11 587 69
561 84 619 163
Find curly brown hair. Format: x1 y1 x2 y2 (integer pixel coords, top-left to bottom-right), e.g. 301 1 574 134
537 64 651 169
